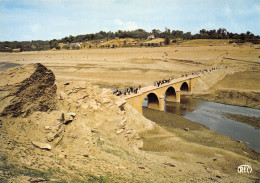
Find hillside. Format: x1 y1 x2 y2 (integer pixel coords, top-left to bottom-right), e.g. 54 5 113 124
1 27 259 52
180 39 232 46
59 38 247 50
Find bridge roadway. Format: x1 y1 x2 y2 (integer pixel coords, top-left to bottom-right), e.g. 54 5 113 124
123 75 200 114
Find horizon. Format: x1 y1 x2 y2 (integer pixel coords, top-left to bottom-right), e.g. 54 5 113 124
1 28 258 43
0 0 260 42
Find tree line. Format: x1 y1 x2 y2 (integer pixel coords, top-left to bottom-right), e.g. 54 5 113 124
0 28 259 52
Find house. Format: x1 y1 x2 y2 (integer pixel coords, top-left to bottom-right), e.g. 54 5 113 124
147 34 155 40
70 43 81 48
12 48 21 52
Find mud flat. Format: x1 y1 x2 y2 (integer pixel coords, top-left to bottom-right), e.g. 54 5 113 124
194 68 260 110
141 107 260 182
142 107 258 156
223 113 260 129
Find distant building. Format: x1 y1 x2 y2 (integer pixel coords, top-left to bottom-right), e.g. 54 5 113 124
69 43 81 49
147 34 155 40
70 43 81 47
12 48 21 52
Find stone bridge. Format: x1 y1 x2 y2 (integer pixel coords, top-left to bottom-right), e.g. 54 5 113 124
123 76 199 114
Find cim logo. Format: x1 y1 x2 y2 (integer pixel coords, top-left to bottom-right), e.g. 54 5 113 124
238 165 252 174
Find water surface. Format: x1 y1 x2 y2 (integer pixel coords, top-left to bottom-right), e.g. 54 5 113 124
144 96 260 152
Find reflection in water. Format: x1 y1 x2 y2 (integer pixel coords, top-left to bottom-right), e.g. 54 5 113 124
142 97 148 107
145 95 260 153
165 96 198 115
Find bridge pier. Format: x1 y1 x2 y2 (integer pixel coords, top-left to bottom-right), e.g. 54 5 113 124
159 95 165 111
189 78 194 93
175 90 180 102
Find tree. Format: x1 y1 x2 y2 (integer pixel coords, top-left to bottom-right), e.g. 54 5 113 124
131 29 149 39
183 32 191 40
239 33 246 41
68 35 74 43
49 39 60 49
164 37 170 45
62 44 70 50
208 29 217 39
152 29 161 38
171 30 184 39
199 29 207 39
217 28 227 39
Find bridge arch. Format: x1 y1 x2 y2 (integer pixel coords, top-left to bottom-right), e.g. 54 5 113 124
180 82 189 91
165 86 176 102
142 92 160 110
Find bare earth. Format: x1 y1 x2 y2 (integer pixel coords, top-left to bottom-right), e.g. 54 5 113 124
0 43 260 182
1 44 259 109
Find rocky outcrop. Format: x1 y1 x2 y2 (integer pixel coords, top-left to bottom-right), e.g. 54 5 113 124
0 63 57 117
0 63 157 182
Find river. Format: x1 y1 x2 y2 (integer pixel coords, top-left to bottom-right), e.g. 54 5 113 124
143 96 260 153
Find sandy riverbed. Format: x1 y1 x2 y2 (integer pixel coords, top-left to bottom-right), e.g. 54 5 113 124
0 45 258 87
1 45 259 108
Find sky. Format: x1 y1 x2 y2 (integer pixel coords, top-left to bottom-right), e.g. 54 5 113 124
0 0 260 41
